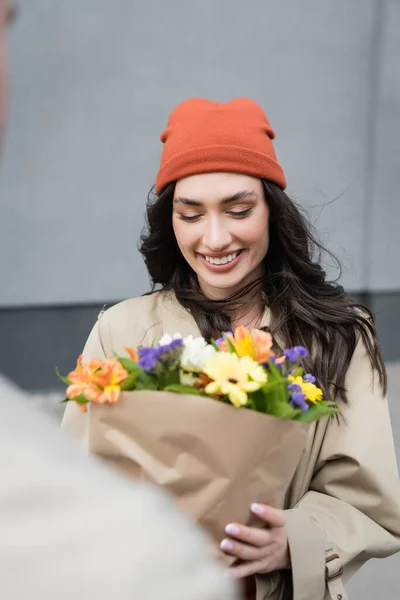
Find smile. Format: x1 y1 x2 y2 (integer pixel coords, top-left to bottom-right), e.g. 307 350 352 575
203 251 241 265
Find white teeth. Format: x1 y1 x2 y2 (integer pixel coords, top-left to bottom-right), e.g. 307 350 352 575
204 251 239 265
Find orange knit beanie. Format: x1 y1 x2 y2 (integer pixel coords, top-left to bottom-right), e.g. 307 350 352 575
155 97 286 194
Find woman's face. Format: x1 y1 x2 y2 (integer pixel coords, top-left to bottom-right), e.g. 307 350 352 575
172 172 269 299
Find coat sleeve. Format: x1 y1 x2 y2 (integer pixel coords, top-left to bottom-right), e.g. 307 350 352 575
283 337 400 600
61 319 106 447
61 297 163 445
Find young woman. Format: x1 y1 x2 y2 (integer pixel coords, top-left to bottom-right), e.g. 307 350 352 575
62 98 400 600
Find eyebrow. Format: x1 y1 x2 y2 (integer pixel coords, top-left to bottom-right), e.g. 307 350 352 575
173 190 258 207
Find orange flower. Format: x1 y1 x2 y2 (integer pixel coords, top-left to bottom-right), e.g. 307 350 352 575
124 347 138 362
92 358 129 405
66 355 103 400
223 326 275 363
250 328 275 363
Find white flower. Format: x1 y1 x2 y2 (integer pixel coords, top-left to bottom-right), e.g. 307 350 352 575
179 371 197 386
158 332 183 346
180 335 216 372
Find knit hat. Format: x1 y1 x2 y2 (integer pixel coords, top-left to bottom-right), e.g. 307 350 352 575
155 97 286 194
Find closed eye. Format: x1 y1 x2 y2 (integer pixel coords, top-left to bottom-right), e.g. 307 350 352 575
178 214 202 222
177 208 253 222
228 208 253 218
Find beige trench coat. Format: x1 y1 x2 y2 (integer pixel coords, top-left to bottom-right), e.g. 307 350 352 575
62 291 400 600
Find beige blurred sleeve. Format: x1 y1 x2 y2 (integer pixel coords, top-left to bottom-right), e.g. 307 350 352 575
61 320 105 446
0 378 237 600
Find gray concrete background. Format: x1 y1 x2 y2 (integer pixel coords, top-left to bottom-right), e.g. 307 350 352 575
1 0 400 307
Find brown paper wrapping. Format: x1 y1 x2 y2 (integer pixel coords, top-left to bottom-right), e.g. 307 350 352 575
88 391 308 562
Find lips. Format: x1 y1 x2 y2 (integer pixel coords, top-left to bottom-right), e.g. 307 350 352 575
203 251 241 265
197 250 243 272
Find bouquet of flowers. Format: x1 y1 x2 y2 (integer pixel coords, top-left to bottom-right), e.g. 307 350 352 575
59 326 338 560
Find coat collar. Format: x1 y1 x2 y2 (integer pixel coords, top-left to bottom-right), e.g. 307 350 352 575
159 290 281 345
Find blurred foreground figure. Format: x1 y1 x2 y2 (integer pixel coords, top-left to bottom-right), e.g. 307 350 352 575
0 3 236 599
0 378 235 599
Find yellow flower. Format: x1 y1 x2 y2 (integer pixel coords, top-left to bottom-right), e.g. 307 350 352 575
203 352 267 408
288 375 323 404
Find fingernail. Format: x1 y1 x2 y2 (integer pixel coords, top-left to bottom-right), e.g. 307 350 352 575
220 539 234 551
225 524 240 535
251 503 264 515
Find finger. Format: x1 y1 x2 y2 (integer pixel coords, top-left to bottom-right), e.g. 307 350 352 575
251 504 286 527
229 557 270 579
220 538 266 562
225 523 271 547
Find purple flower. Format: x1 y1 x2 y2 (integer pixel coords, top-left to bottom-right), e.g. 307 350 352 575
288 383 302 393
215 332 233 348
290 392 309 411
139 338 184 372
284 346 308 362
304 373 316 384
138 347 162 371
159 338 183 354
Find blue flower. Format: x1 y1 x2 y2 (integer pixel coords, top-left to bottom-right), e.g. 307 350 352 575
284 346 308 362
304 373 316 384
138 347 162 371
290 391 309 411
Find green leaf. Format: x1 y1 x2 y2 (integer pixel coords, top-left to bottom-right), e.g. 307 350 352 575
290 366 304 378
164 384 206 396
60 397 69 404
210 338 219 351
265 359 285 380
118 358 140 373
135 372 158 390
249 389 267 413
262 380 287 393
223 333 237 354
72 394 90 405
166 368 181 386
120 371 139 391
294 401 340 423
55 367 70 385
266 394 298 418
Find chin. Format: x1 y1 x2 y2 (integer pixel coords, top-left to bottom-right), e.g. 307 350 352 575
199 273 249 296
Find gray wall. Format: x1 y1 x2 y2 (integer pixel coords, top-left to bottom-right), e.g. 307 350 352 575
1 0 399 308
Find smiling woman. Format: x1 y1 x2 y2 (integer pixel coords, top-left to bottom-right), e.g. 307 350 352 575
62 97 400 600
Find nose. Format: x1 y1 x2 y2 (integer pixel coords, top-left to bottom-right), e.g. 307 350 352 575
202 215 233 251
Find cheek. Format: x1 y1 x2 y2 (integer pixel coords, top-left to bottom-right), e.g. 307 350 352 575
239 211 269 253
172 216 197 254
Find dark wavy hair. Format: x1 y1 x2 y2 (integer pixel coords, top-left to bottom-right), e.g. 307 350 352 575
140 179 386 403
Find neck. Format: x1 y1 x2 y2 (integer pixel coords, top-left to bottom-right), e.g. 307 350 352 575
231 300 264 331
